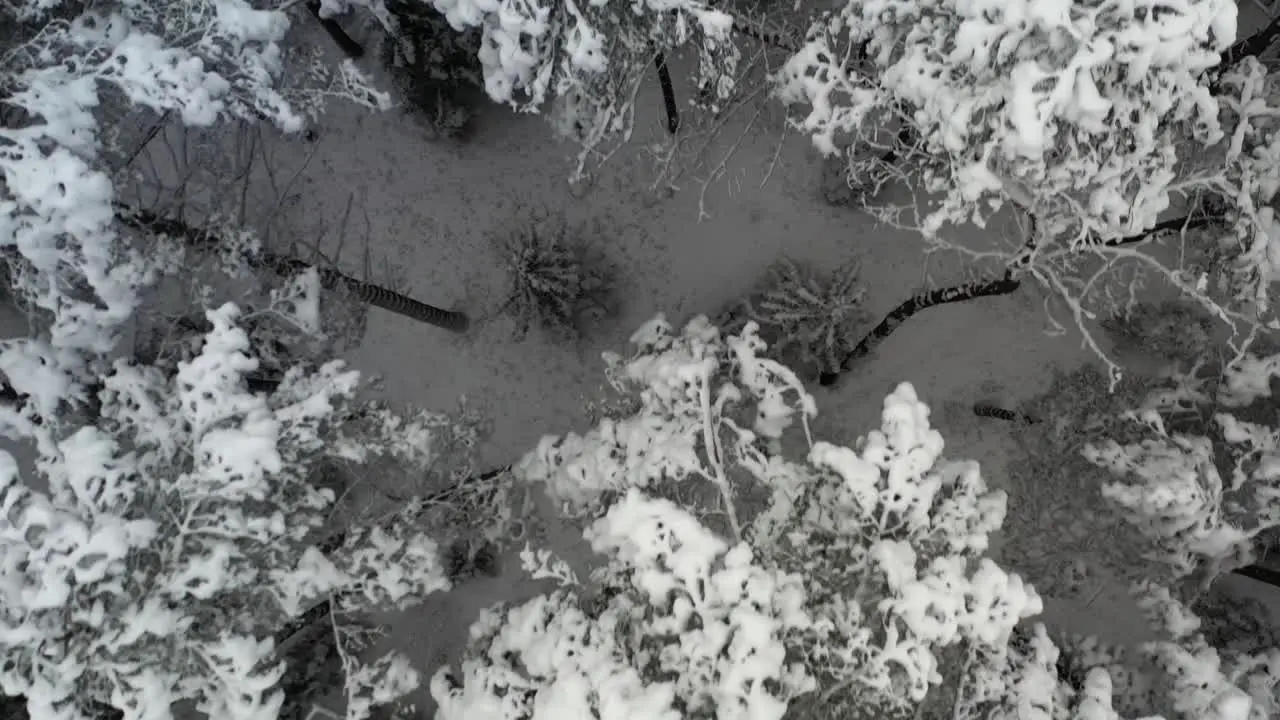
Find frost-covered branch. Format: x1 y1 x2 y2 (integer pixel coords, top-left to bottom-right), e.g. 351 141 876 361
115 204 471 330
338 0 742 177
516 314 814 529
778 0 1237 240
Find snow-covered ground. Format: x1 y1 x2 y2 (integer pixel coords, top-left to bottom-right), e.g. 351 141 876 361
284 102 1113 716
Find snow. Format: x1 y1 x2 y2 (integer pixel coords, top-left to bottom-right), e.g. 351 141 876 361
212 0 291 44
107 34 232 125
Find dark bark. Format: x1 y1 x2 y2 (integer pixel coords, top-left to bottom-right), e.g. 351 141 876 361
1107 213 1221 248
1217 15 1280 74
114 205 469 332
306 1 365 58
255 251 470 331
973 403 1039 425
654 52 679 134
1232 563 1280 590
972 404 1041 424
818 270 1022 386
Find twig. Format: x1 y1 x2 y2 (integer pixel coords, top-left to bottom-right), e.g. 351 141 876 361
113 110 171 175
697 95 766 221
697 366 741 541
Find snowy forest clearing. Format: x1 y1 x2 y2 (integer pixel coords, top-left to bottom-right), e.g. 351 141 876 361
6 0 1280 719
274 68 1121 717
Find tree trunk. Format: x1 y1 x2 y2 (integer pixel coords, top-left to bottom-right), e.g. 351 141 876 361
654 52 679 134
1232 564 1280 590
818 270 1022 386
1108 213 1221 248
113 205 469 332
972 402 1038 424
819 210 1219 387
255 251 469 331
307 1 365 58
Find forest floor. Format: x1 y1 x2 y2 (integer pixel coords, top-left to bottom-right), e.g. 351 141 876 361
106 12 1280 718
297 98 1145 715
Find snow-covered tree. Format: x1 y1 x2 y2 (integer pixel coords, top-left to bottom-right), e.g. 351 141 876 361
432 488 816 720
942 339 1280 719
319 0 741 178
2 4 505 717
1 0 389 428
778 0 1238 235
775 0 1280 370
0 301 460 720
1080 344 1280 599
434 315 1043 717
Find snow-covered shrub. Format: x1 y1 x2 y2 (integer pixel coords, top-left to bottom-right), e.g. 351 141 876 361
492 315 1040 716
978 366 1156 592
721 257 869 378
0 303 454 720
495 210 616 342
441 536 501 580
1128 583 1278 719
766 389 1040 716
1193 584 1280 658
379 0 483 139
